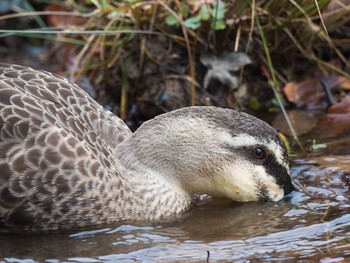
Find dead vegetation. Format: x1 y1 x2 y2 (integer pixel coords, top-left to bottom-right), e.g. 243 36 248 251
1 0 350 140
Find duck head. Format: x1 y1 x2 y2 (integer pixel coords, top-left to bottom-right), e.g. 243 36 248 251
117 106 296 202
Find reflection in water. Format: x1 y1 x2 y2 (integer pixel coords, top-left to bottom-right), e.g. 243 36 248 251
1 154 350 262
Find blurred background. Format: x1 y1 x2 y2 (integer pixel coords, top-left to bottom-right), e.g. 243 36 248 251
1 0 349 141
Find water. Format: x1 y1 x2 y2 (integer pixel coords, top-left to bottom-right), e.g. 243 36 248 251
1 150 350 262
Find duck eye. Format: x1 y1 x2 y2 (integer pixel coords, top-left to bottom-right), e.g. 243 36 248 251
252 147 265 159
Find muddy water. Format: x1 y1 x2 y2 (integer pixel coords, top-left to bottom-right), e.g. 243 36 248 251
1 151 350 262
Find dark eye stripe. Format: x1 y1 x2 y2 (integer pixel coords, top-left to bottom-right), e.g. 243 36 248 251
264 154 291 187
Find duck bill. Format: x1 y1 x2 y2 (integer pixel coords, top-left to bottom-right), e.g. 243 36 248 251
283 177 299 196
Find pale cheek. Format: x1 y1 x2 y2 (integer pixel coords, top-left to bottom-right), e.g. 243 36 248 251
261 177 284 202
219 163 260 202
251 165 284 202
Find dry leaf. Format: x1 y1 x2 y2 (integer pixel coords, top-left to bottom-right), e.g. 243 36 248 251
328 95 350 114
283 78 323 108
316 96 350 138
337 76 350 90
283 75 350 109
45 5 88 28
322 0 350 24
272 109 318 136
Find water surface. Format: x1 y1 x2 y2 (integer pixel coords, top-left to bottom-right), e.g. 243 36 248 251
1 146 350 262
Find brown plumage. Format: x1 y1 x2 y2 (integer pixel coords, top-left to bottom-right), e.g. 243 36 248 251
0 64 294 231
0 64 132 230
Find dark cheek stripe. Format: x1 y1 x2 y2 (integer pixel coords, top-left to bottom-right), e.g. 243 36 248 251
225 145 294 195
264 156 294 195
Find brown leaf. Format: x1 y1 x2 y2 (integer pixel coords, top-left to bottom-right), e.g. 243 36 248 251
322 0 350 24
272 109 318 136
283 78 323 108
324 0 350 12
45 5 88 28
283 75 350 109
337 76 350 90
328 95 350 114
316 96 350 138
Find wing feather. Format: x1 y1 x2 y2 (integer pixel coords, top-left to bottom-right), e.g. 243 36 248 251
0 64 131 229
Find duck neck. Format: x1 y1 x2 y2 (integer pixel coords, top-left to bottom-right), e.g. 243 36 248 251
115 148 192 220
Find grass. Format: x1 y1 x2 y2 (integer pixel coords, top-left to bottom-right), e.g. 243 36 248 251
0 0 349 145
2 1 348 76
256 14 304 150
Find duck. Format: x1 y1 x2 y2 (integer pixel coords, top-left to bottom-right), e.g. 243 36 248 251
0 64 295 231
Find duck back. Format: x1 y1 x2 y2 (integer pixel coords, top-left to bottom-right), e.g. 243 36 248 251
0 64 132 230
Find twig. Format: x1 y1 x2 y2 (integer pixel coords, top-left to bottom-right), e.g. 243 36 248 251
321 80 335 106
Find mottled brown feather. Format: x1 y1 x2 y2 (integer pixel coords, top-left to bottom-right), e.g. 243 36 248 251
0 64 132 230
0 64 293 232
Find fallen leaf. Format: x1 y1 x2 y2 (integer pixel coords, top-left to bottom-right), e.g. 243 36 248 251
322 0 350 25
45 5 88 28
325 0 350 11
272 109 318 136
316 96 350 138
283 78 323 108
327 95 350 114
283 75 350 110
337 76 350 90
